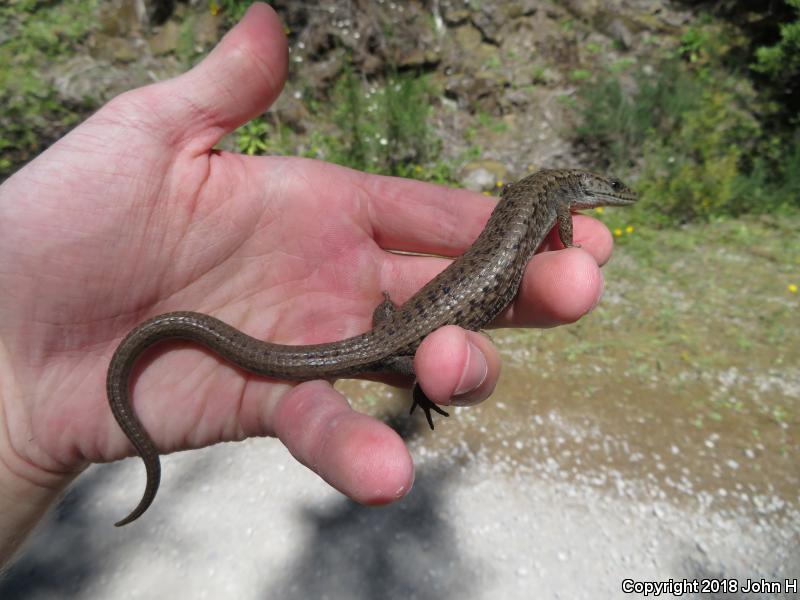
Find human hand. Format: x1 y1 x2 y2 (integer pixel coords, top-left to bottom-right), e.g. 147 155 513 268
0 2 614 534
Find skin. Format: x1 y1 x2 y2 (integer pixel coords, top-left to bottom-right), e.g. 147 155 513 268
0 3 614 567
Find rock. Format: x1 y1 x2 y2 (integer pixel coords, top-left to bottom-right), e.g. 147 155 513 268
461 160 509 191
396 47 440 69
273 94 312 133
51 56 118 104
194 11 221 47
508 0 539 19
142 0 175 25
462 168 498 192
563 0 604 22
453 23 483 51
607 18 633 49
51 51 182 106
147 20 180 56
442 18 511 111
441 6 470 26
306 52 343 88
504 88 531 108
97 0 142 36
360 52 384 76
445 70 503 112
471 6 507 45
89 33 142 63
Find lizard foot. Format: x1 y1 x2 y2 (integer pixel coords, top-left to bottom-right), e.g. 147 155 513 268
410 383 449 430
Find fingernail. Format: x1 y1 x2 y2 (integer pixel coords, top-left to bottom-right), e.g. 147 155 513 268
452 339 488 404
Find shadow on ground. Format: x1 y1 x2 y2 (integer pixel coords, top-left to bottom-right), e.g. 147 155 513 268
1 450 222 598
1 411 476 599
262 468 474 599
262 413 478 599
0 468 107 598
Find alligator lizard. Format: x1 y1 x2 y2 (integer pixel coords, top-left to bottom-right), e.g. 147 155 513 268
107 168 636 526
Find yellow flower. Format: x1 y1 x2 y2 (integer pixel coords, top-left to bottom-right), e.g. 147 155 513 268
496 180 504 188
414 165 423 173
210 1 219 16
613 228 622 237
789 283 798 294
625 225 634 234
594 207 605 214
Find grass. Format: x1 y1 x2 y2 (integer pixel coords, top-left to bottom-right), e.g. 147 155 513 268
575 20 800 225
210 0 253 25
0 0 100 178
589 215 799 440
235 63 457 184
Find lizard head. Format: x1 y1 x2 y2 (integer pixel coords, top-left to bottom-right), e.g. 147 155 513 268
570 170 637 208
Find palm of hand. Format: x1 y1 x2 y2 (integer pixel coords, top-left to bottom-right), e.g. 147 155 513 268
0 97 396 472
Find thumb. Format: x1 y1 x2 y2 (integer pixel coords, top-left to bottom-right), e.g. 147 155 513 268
129 2 288 152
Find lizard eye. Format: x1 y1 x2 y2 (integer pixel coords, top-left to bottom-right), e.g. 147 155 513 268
610 178 622 191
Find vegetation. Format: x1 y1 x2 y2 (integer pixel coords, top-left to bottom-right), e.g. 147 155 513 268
576 7 800 224
326 66 445 178
754 0 800 84
0 0 100 178
3 0 799 220
237 63 456 183
210 0 253 25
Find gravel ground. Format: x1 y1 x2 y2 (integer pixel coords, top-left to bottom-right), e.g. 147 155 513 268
3 432 798 599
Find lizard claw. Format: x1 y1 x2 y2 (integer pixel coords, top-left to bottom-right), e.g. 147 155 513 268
410 384 449 430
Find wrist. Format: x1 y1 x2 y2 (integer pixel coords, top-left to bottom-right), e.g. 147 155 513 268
0 448 76 570
0 344 78 570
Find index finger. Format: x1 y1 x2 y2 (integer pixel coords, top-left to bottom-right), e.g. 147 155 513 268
360 173 496 257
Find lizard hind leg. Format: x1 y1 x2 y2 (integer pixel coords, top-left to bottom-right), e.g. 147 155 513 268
411 383 450 430
380 352 450 430
372 291 399 326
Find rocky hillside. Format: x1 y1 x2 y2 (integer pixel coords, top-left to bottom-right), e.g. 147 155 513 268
269 0 694 184
1 0 696 185
3 0 797 213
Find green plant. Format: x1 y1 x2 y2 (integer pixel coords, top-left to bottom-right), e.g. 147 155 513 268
176 14 201 62
233 62 445 181
753 0 800 84
236 119 270 155
381 74 438 173
609 57 636 73
326 63 371 171
235 116 300 157
324 63 442 177
475 112 508 134
584 41 602 55
212 0 253 25
569 69 591 82
531 65 550 84
485 55 502 69
0 0 100 179
575 22 799 223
